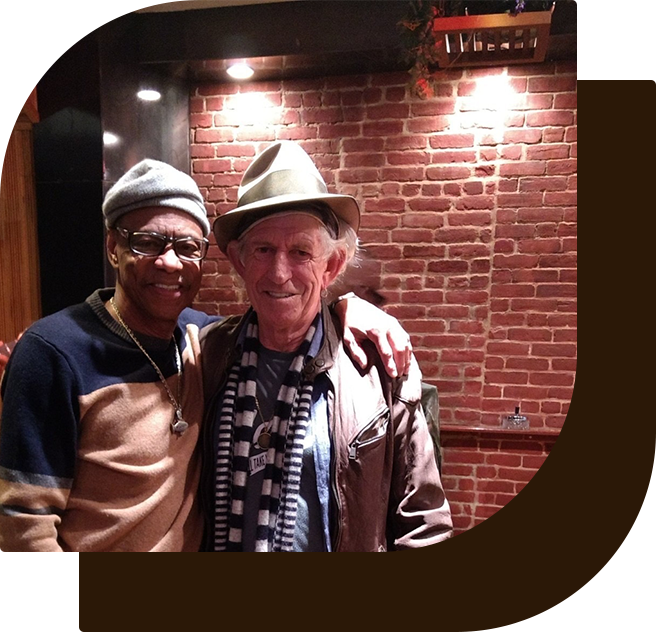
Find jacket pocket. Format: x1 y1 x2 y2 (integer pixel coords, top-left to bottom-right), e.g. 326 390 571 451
348 408 390 460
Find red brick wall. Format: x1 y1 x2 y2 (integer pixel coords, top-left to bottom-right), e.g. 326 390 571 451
189 61 576 534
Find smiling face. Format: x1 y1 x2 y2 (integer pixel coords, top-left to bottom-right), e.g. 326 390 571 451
106 207 204 339
227 212 345 351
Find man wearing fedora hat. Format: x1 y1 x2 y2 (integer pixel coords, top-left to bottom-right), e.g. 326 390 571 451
0 156 412 552
199 141 452 552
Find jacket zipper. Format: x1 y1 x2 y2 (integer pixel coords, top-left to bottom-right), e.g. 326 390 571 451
348 409 389 460
327 388 342 551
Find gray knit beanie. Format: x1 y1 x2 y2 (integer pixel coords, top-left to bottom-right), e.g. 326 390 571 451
102 159 210 236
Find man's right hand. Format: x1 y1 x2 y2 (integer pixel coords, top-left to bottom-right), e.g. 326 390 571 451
0 338 18 375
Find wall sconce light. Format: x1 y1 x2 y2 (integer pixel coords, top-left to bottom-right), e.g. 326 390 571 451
226 62 254 80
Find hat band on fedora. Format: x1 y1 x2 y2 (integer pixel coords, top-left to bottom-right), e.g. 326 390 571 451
235 204 340 243
237 169 328 208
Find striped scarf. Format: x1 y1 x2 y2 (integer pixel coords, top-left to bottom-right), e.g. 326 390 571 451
213 312 319 552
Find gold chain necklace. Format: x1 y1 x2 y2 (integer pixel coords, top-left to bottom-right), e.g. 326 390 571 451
110 297 188 435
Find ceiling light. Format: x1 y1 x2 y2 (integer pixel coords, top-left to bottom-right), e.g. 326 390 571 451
137 89 162 101
103 132 119 146
227 62 254 80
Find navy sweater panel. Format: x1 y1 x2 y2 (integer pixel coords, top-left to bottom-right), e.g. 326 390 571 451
0 293 219 480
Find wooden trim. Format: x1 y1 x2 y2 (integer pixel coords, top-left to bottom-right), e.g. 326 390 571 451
441 423 561 438
0 116 41 341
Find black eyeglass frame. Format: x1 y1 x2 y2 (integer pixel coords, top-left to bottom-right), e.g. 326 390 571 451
114 226 209 261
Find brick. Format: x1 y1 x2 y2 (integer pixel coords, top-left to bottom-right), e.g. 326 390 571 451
526 110 575 127
431 133 476 149
528 76 577 93
507 328 552 342
503 129 543 144
435 227 480 243
431 150 478 164
193 158 232 173
520 177 568 192
506 357 550 371
427 166 472 181
531 343 577 358
411 100 457 116
546 159 577 175
536 284 577 298
498 193 544 208
491 284 535 298
363 120 405 136
399 215 443 231
553 329 577 343
343 153 385 168
382 166 426 182
485 371 528 385
487 342 530 356
386 137 427 154
402 244 446 258
493 254 541 269
339 168 379 184
429 260 469 273
342 138 385 152
545 191 577 206
367 103 410 120
518 239 562 254
408 116 450 133
530 372 575 387
447 450 486 465
441 349 486 363
387 150 429 166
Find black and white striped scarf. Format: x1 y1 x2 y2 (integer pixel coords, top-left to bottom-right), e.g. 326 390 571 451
213 312 319 552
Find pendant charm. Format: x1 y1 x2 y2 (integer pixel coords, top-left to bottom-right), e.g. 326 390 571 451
257 431 271 450
253 422 271 450
171 409 188 435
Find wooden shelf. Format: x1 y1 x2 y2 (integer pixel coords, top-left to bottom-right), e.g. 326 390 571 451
432 9 554 68
440 423 561 438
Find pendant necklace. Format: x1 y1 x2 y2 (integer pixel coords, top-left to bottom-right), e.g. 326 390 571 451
110 297 188 435
253 392 272 450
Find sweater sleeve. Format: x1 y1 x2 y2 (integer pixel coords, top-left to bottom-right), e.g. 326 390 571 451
0 332 79 551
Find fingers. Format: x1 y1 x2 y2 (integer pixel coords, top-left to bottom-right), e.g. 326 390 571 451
373 329 398 378
342 327 368 370
390 330 412 377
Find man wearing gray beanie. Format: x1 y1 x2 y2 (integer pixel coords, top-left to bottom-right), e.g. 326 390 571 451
102 159 211 237
0 155 412 552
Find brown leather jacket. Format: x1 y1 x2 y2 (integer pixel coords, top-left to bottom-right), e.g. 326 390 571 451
198 303 452 551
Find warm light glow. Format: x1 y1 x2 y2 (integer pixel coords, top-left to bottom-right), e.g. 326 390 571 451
227 62 254 80
103 132 119 146
224 92 282 125
473 75 516 111
137 89 162 101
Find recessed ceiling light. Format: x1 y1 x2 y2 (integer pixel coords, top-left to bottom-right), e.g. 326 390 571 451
137 89 162 101
103 132 119 146
227 62 254 80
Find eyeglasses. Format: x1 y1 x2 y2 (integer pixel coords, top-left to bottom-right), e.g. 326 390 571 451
115 227 209 261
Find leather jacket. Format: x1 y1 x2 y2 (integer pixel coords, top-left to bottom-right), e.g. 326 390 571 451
198 302 453 551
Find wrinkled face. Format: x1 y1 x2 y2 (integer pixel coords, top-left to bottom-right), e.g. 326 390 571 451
227 213 344 349
107 207 204 336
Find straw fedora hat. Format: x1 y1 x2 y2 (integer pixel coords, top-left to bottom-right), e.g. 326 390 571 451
213 141 360 252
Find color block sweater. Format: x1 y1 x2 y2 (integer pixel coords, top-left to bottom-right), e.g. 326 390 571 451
0 289 217 552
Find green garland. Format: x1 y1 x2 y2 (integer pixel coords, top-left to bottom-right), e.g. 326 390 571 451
399 1 444 99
